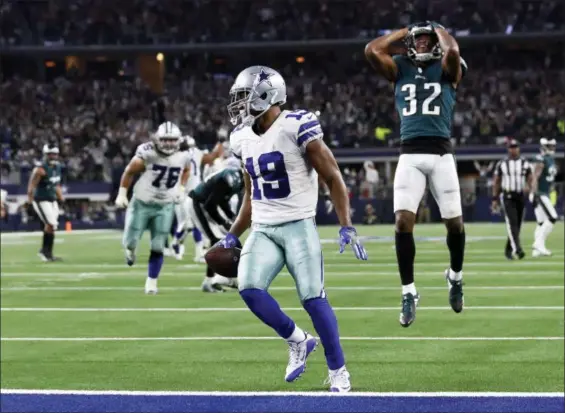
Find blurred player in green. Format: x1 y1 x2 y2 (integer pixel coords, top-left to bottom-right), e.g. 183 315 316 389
530 138 558 257
27 143 65 262
188 165 243 292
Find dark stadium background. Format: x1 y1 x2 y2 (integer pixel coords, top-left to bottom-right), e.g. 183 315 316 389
0 0 563 230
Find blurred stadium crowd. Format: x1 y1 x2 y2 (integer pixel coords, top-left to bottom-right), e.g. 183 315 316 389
1 0 563 227
1 47 563 184
1 0 563 46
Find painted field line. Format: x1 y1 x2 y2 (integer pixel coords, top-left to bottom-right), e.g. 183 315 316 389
1 306 563 312
1 389 563 397
2 336 563 343
0 229 118 238
2 285 563 292
0 262 562 269
2 270 562 278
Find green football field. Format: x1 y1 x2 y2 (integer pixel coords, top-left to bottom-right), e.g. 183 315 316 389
1 222 563 392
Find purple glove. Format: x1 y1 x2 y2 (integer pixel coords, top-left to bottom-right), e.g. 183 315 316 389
219 233 242 249
338 226 368 260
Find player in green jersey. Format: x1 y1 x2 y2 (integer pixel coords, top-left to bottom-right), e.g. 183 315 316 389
188 166 243 292
365 21 468 327
530 138 558 257
27 143 65 262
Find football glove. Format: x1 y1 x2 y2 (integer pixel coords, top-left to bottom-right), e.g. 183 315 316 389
218 233 242 249
338 226 368 260
115 187 129 208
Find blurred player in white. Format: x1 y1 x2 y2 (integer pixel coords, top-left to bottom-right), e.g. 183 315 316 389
217 66 367 392
115 122 191 294
170 135 224 261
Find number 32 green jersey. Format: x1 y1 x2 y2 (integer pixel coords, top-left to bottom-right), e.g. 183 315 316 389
393 55 456 143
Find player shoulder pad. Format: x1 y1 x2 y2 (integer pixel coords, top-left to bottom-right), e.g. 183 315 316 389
535 154 544 162
283 110 323 151
392 55 408 76
135 141 156 162
229 125 247 159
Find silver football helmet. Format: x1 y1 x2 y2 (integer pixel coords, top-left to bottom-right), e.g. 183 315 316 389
540 137 556 155
227 66 287 126
405 24 442 62
153 121 182 155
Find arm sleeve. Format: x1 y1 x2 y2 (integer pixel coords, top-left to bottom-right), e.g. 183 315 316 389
134 142 154 163
291 112 324 153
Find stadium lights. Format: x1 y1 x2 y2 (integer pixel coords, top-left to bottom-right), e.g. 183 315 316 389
45 61 56 68
296 56 305 63
156 53 164 62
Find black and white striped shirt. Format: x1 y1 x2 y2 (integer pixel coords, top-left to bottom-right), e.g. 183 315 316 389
494 157 532 194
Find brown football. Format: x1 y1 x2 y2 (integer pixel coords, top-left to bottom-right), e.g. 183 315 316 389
204 245 241 278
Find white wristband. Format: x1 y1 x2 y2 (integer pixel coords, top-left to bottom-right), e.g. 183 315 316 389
118 187 128 198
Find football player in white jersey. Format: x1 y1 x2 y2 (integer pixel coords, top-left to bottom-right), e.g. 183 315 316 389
170 135 224 261
218 66 367 392
115 122 191 294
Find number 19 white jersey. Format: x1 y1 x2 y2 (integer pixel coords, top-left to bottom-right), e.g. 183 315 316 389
230 109 322 225
133 142 192 205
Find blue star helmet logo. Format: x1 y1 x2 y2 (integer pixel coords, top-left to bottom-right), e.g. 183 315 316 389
254 68 274 87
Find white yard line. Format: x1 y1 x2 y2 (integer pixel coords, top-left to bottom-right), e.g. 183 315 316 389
1 286 563 292
0 261 562 269
1 389 563 397
1 306 563 312
1 270 562 278
1 336 563 343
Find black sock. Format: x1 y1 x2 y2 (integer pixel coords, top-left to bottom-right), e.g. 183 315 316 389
395 232 415 285
447 230 466 273
45 232 55 255
41 232 48 252
206 266 214 278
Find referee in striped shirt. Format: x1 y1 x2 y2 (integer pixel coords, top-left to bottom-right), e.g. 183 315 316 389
492 140 533 259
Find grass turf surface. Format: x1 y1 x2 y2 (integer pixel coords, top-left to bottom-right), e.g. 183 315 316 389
1 222 563 392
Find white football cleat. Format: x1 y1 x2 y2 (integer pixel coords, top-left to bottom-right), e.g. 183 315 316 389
532 245 552 257
285 333 318 382
325 366 351 392
211 274 238 290
174 244 185 261
201 277 224 293
144 277 158 295
194 242 206 263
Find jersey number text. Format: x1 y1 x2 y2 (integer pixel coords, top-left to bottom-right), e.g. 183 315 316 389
546 165 557 183
151 165 181 189
401 82 441 116
245 151 291 200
